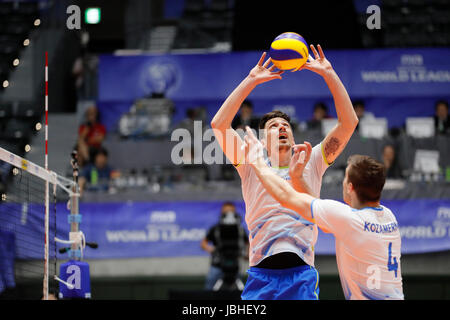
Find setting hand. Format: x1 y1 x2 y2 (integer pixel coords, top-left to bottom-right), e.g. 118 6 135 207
295 44 333 77
248 52 284 85
289 141 312 180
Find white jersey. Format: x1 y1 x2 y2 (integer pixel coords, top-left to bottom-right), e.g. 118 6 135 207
237 143 329 267
311 199 404 300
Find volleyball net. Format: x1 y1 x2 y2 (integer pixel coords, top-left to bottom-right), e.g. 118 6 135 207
0 145 76 299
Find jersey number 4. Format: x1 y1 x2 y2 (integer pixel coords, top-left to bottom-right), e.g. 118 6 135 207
387 242 398 278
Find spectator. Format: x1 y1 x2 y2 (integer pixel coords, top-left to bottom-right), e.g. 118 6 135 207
434 100 450 135
78 105 107 164
382 144 403 179
201 202 248 290
353 100 375 120
176 108 198 135
79 148 119 194
74 143 88 168
353 100 374 132
231 100 260 131
307 102 331 130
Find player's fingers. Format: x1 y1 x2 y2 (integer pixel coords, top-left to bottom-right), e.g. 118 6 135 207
317 44 326 59
294 63 309 72
300 63 314 72
268 64 277 72
263 57 272 68
304 141 313 161
298 150 306 164
261 136 267 149
290 149 300 165
269 75 283 81
257 52 266 66
292 143 307 153
310 44 319 60
245 126 259 144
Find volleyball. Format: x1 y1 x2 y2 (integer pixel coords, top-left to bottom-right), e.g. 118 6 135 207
269 32 309 71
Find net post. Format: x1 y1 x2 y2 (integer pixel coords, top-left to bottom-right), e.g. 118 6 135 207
70 150 80 257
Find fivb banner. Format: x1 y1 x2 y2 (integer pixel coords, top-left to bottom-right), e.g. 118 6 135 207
2 199 450 259
99 48 450 101
97 48 450 131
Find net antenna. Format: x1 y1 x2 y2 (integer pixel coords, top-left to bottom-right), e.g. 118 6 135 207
44 50 49 300
54 149 97 299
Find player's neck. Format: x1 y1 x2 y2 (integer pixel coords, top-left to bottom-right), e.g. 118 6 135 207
268 148 291 168
352 200 381 210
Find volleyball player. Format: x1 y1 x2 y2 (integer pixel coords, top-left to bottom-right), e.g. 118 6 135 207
211 45 358 299
243 127 404 300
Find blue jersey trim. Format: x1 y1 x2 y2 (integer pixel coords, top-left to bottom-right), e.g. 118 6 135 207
352 206 383 212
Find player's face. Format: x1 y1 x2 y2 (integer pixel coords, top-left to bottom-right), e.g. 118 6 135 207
221 204 235 215
263 117 294 155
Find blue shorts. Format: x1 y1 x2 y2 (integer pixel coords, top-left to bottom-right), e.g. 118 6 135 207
241 265 319 300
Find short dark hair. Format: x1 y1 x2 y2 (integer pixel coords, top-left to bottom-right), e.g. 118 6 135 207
353 100 365 109
346 155 386 203
313 102 328 113
242 100 253 109
95 147 108 158
259 110 291 129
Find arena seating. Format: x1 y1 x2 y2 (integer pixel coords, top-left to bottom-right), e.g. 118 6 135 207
99 127 450 191
0 1 41 156
0 1 39 90
356 0 450 47
172 0 234 49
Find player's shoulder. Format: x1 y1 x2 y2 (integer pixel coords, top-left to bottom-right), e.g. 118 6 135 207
380 205 399 222
309 142 331 167
314 198 352 213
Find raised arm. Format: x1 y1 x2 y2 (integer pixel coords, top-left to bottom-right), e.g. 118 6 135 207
300 45 359 165
211 53 283 166
243 126 316 223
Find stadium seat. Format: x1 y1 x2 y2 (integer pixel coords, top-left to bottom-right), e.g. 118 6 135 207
3 119 32 140
4 23 30 37
0 2 13 15
209 0 233 12
16 1 39 16
0 140 20 156
0 60 11 79
12 102 40 119
184 0 205 12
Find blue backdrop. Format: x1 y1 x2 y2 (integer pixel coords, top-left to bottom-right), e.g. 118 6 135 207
98 48 450 131
2 199 450 260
